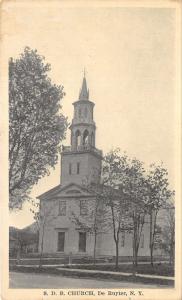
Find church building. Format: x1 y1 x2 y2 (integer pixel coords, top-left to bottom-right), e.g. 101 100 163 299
37 75 150 257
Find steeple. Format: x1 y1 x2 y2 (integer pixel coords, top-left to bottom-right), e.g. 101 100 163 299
79 72 89 100
61 72 102 186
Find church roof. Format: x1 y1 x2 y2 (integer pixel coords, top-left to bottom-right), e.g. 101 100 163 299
37 184 61 200
79 74 89 100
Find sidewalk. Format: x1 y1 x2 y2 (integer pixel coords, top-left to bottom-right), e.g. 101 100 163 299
56 266 174 281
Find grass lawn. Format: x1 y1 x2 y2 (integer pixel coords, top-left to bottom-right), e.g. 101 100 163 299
65 263 174 277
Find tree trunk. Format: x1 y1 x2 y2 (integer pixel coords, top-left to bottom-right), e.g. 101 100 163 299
133 245 138 268
149 212 153 266
93 231 97 265
115 241 119 270
149 210 157 267
39 221 45 269
133 224 138 267
150 245 154 267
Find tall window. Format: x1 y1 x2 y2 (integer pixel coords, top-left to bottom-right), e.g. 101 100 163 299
121 231 125 247
59 200 66 216
84 107 87 118
77 162 80 174
78 108 82 119
140 233 144 248
69 163 72 175
80 200 87 216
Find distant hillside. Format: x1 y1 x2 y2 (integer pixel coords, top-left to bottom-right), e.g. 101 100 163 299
9 223 38 243
21 222 38 234
9 222 38 234
9 226 20 238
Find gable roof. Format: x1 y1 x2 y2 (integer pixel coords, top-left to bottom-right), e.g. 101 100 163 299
37 182 94 200
37 184 61 200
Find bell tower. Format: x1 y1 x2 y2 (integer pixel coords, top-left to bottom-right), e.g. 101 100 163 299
71 73 96 151
61 74 102 186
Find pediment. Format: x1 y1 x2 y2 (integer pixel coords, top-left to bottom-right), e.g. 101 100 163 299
37 182 93 200
66 189 81 194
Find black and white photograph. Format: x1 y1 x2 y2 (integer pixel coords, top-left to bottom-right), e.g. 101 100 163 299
0 0 181 299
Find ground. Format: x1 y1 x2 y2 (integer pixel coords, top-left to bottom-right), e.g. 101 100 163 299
9 272 168 289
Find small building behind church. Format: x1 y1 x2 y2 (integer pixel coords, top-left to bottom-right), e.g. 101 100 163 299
37 75 150 258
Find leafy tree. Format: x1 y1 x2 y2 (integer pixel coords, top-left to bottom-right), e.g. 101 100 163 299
124 158 148 268
9 47 68 209
102 150 149 268
102 149 133 270
146 163 174 266
161 206 175 265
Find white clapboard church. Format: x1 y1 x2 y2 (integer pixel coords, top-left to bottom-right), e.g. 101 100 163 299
37 75 150 257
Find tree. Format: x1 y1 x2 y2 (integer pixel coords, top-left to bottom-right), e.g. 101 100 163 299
146 163 174 266
103 150 151 268
71 187 109 264
30 199 56 268
102 149 132 270
9 47 68 209
161 206 175 265
124 158 148 268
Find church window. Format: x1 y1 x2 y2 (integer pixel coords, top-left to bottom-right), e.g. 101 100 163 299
77 162 80 174
59 201 66 216
78 108 82 118
84 107 87 118
140 233 144 248
83 130 89 145
91 108 93 120
69 163 72 175
121 231 125 247
80 200 87 216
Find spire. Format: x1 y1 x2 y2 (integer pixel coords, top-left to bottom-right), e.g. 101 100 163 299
79 70 89 100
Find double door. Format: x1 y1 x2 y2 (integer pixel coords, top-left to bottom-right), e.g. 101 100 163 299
57 231 86 253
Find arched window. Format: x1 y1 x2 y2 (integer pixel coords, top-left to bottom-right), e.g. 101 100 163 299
83 130 89 145
75 130 81 149
91 132 94 146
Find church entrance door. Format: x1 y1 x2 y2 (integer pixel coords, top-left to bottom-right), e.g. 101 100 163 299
79 232 86 252
57 232 65 252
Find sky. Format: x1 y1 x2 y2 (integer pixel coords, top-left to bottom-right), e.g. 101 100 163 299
1 2 177 228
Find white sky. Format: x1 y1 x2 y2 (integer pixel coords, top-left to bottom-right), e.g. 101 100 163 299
2 3 177 228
